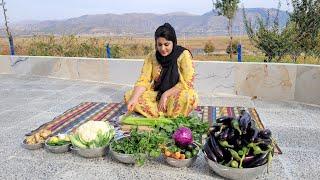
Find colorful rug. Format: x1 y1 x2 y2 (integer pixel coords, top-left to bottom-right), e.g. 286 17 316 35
26 102 282 154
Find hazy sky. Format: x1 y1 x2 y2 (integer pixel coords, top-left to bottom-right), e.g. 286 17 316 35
2 0 292 22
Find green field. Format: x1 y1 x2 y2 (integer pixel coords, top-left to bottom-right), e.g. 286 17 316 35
0 35 319 64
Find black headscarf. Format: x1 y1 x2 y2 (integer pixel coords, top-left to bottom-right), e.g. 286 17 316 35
154 23 188 101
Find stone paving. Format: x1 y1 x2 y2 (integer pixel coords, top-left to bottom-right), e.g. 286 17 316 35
0 74 319 180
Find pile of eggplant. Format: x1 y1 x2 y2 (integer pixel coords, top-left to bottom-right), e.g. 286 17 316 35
203 110 274 169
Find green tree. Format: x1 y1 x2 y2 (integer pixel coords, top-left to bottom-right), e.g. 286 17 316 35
243 6 290 62
213 0 240 59
204 41 215 55
143 44 153 55
110 44 123 58
226 41 239 55
290 0 320 61
243 0 320 63
1 0 15 55
28 35 63 56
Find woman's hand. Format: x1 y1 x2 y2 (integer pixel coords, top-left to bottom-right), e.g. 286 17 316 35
127 97 139 112
126 86 146 112
158 92 169 112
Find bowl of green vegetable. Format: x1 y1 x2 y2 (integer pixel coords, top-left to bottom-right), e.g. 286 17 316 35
163 142 200 168
109 145 136 164
110 127 166 166
71 145 109 158
44 134 71 153
110 135 150 165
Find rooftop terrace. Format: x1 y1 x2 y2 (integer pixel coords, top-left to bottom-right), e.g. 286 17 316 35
1 73 320 179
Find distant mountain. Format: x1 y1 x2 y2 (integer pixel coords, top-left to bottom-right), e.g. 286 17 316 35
9 8 289 37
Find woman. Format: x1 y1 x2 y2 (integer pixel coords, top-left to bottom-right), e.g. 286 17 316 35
124 23 198 118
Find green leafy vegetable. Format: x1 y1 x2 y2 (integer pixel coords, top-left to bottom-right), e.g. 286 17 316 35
111 127 168 166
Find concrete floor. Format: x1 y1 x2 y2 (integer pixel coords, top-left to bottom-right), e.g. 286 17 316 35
0 74 319 180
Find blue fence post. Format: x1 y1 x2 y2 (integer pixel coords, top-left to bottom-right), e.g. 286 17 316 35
9 35 15 55
237 44 242 62
106 43 111 58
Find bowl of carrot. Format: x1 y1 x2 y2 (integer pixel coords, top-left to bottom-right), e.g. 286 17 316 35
162 142 200 168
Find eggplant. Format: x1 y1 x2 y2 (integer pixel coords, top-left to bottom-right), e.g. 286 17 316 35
209 135 224 159
255 138 272 145
203 142 218 162
209 124 221 134
227 128 236 141
249 120 257 129
235 138 243 148
259 129 272 139
239 111 252 134
253 156 268 167
216 116 234 125
219 128 230 140
187 143 197 150
242 155 255 164
243 152 269 168
257 143 270 151
250 127 259 142
228 129 241 147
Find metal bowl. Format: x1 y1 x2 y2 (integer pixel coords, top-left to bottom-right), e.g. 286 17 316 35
21 139 44 150
164 143 200 168
109 136 148 164
204 154 268 180
44 139 70 153
71 145 109 158
164 154 198 168
109 146 136 164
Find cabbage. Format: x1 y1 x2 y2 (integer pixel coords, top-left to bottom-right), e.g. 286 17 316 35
172 127 193 146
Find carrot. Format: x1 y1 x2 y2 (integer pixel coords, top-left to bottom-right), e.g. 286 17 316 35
180 154 186 160
175 152 181 159
164 150 171 157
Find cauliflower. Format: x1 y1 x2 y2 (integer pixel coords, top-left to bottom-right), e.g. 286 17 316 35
77 121 114 143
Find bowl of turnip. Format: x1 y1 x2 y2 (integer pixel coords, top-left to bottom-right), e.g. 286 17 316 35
162 127 200 168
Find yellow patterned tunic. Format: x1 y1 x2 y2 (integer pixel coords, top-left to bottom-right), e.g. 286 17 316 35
124 50 198 118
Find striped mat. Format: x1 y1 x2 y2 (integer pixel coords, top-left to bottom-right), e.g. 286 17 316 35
27 102 281 154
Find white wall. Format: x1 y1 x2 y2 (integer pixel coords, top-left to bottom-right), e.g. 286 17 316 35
1 55 319 105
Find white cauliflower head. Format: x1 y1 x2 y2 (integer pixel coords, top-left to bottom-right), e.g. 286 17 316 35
77 121 114 143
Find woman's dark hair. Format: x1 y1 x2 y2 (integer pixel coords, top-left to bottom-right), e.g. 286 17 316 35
154 23 177 45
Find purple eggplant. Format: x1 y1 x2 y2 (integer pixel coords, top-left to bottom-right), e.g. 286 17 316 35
243 152 269 168
209 135 224 160
235 138 242 148
239 111 252 134
259 129 272 139
219 128 230 140
250 127 259 142
209 124 221 133
216 116 234 125
242 155 255 163
258 142 271 151
227 128 236 141
203 142 218 162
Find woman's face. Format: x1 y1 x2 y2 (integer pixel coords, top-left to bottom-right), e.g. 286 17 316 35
156 37 173 56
